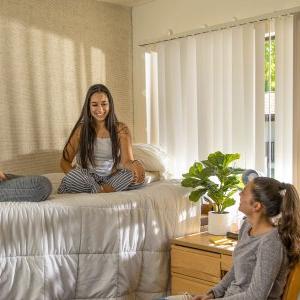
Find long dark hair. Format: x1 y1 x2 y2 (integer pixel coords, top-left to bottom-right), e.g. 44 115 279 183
251 177 300 267
63 84 120 169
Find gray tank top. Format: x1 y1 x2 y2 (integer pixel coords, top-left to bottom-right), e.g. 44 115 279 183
77 138 114 176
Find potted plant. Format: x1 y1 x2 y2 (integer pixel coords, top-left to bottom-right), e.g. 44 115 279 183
181 151 244 235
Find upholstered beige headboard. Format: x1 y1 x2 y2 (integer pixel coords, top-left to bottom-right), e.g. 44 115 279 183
0 151 62 176
0 0 133 175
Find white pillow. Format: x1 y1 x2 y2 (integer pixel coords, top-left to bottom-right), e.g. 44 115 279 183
145 171 160 183
132 144 168 174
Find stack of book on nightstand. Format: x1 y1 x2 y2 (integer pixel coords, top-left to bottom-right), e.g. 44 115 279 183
200 203 213 232
226 231 239 240
209 236 235 245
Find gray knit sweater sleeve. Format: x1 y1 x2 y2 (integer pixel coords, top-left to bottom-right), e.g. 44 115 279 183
210 266 235 298
220 237 284 300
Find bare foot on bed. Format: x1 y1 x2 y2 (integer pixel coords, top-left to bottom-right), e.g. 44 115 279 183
0 170 7 182
98 183 115 193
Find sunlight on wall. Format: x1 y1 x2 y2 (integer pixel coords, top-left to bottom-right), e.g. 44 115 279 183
0 21 84 158
91 47 106 84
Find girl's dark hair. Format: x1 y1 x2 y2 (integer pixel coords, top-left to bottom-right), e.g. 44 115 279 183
63 84 120 169
252 177 300 267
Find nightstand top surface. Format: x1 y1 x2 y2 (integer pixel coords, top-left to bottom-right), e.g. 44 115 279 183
172 232 236 255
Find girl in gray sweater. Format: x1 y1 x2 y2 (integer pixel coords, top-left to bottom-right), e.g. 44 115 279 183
194 177 300 300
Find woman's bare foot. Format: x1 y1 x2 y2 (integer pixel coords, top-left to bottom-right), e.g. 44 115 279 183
98 183 115 193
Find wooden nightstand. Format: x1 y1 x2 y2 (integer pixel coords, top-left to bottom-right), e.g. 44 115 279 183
171 233 235 295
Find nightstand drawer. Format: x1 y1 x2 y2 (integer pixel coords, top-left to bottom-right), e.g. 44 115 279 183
221 254 233 272
171 245 221 283
172 273 214 295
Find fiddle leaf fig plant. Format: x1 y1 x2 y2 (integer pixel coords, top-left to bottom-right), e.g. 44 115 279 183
181 151 244 213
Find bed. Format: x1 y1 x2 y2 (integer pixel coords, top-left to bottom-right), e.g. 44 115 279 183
0 178 200 300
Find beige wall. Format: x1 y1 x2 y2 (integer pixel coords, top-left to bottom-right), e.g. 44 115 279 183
0 0 132 174
132 0 300 142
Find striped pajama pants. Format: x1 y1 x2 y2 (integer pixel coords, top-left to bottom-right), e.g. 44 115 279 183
58 168 144 194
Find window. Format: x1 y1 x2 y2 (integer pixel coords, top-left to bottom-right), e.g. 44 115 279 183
265 31 275 177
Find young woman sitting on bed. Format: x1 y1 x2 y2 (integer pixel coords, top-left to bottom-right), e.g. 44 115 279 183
166 176 300 300
0 169 52 202
58 83 145 194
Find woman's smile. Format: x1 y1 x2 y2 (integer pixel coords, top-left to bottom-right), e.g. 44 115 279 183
90 92 110 122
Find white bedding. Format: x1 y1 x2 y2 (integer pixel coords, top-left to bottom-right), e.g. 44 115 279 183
0 180 200 300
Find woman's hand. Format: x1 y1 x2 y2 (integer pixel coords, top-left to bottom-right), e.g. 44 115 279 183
0 170 7 182
123 160 145 184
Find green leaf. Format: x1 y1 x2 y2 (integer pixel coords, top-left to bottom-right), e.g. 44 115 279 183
226 189 239 198
182 173 190 178
201 167 216 178
187 162 203 177
207 189 223 203
207 151 225 167
201 159 214 168
188 165 197 176
222 198 236 211
203 180 219 191
223 176 240 190
181 177 201 188
223 153 240 168
189 188 207 202
194 162 203 173
228 167 244 175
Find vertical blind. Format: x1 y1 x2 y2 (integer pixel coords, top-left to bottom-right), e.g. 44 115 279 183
146 16 294 181
275 16 294 183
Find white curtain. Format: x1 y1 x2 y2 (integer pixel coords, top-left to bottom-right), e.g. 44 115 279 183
146 22 266 178
275 16 294 183
146 22 265 177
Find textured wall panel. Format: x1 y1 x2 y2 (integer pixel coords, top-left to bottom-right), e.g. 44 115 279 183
0 0 132 175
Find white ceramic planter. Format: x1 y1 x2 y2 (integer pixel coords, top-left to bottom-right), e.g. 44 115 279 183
208 211 230 235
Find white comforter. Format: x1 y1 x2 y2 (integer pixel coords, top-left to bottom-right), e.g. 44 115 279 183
0 180 200 300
